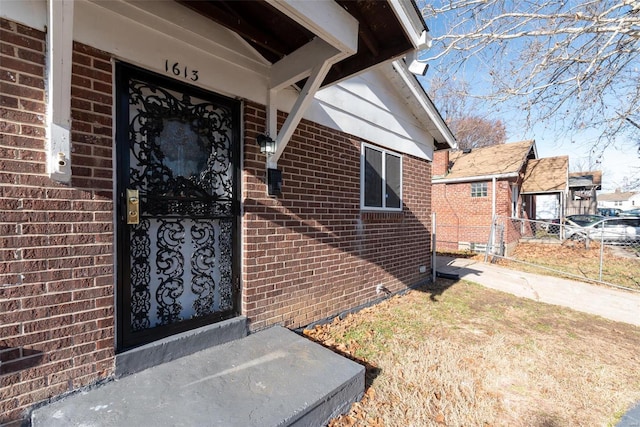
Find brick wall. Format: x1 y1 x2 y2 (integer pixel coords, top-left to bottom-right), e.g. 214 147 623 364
1 17 436 423
242 102 433 331
432 149 449 177
0 18 115 424
432 179 518 251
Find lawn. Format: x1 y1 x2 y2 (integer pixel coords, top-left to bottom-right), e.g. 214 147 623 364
304 280 640 427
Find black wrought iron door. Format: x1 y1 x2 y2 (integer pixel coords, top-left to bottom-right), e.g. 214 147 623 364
115 64 240 350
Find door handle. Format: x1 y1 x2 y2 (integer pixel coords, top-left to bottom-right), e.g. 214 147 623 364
126 189 139 224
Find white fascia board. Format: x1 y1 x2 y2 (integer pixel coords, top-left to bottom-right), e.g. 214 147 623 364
300 68 439 160
388 0 426 48
1 0 47 30
387 60 456 148
433 172 519 184
266 0 358 55
270 38 341 91
74 1 269 103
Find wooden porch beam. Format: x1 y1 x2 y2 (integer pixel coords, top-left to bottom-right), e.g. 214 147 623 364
268 59 333 168
269 38 340 91
47 0 74 183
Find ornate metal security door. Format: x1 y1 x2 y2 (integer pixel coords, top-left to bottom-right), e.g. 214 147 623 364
116 64 240 350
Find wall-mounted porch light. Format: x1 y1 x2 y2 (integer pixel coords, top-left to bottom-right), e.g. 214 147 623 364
256 134 276 155
256 134 281 196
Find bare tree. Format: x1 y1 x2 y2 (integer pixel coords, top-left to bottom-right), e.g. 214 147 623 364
428 76 506 150
419 0 640 154
451 115 507 150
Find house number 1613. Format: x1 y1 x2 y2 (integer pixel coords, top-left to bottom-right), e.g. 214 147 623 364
165 60 199 82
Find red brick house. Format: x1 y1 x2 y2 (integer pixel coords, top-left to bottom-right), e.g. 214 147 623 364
432 141 568 255
0 0 455 423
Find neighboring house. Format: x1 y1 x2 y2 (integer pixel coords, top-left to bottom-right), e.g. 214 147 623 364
522 156 570 221
567 171 602 215
598 189 640 211
0 1 455 423
432 140 569 255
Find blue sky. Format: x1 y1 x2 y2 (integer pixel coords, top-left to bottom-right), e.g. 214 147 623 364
417 1 639 193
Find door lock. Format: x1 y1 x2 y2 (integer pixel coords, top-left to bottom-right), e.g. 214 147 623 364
126 189 139 224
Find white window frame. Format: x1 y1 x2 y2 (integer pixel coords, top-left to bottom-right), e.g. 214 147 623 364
471 182 488 198
360 142 403 212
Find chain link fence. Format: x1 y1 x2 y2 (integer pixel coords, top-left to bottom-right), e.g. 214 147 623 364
435 215 640 292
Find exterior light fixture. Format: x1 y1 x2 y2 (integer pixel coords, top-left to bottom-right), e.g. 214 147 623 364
256 134 276 155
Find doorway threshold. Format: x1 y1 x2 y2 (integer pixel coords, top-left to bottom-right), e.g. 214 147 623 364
116 316 248 377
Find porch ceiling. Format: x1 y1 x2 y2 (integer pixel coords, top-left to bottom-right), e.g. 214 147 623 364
176 0 421 87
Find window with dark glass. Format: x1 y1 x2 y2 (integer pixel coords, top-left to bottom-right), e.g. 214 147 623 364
361 144 402 210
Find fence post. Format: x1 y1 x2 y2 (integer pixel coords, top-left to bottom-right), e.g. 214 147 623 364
485 215 496 263
599 224 604 281
432 212 437 283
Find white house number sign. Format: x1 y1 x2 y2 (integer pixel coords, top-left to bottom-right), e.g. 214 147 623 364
165 60 199 82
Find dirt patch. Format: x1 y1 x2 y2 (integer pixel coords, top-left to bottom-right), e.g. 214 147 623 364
304 280 640 427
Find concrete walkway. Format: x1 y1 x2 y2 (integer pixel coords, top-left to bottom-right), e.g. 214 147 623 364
31 326 364 427
618 402 640 427
436 256 640 327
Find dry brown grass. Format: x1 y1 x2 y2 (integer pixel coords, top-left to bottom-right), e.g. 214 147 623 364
497 242 640 291
304 280 640 427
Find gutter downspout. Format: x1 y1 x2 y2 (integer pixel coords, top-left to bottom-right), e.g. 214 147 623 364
491 176 497 254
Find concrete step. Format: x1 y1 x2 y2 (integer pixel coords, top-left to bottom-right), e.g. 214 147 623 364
115 316 249 377
31 326 365 427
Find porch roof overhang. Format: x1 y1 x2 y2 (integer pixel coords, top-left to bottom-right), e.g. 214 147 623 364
178 0 428 89
177 0 432 167
38 0 434 180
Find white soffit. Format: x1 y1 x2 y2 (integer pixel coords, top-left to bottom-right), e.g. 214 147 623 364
73 1 269 102
87 0 269 73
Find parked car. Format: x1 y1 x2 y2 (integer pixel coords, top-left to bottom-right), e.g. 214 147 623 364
564 216 640 243
597 208 621 217
564 214 605 227
619 208 640 217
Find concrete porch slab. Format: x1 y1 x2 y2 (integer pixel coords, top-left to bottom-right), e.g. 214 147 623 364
31 326 365 427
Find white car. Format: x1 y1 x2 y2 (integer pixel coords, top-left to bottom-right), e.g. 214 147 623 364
565 217 640 243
